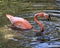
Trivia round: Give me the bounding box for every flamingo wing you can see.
[12,18,32,30]
[6,14,32,30]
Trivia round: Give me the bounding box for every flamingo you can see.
[6,12,49,32]
[6,14,32,30]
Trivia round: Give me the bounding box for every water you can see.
[0,0,60,48]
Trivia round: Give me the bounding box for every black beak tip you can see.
[47,16,51,21]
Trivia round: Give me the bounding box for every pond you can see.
[0,0,60,48]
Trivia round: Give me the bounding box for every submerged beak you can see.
[47,15,51,21]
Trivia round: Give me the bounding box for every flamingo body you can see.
[6,14,32,30]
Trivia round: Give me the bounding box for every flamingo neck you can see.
[34,15,44,32]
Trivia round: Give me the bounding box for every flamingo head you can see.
[44,13,51,21]
[35,12,44,18]
[37,12,50,20]
[35,12,50,21]
[6,14,13,19]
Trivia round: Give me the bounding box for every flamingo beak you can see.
[47,15,51,21]
[45,14,51,21]
[43,13,51,21]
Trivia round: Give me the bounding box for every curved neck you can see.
[34,15,44,32]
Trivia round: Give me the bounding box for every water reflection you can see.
[11,12,60,48]
[0,11,60,48]
[30,41,60,48]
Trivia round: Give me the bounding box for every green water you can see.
[0,0,60,48]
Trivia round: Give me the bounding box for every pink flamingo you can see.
[6,14,32,30]
[6,12,49,32]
